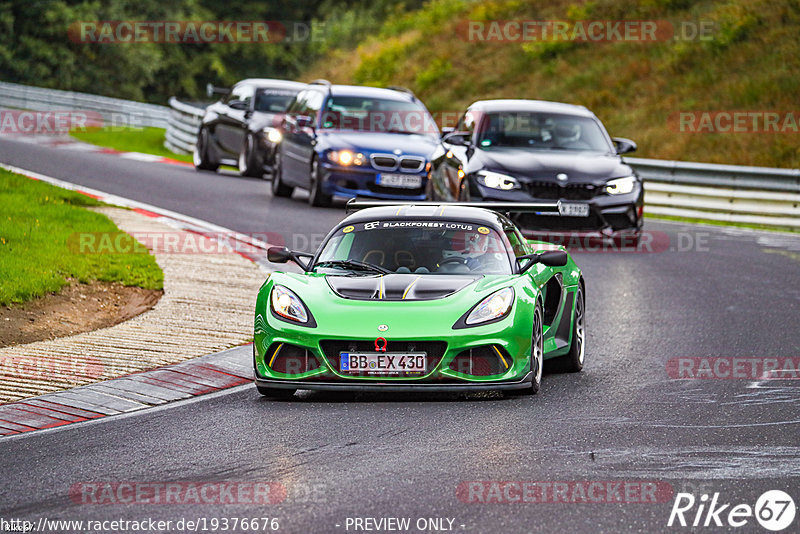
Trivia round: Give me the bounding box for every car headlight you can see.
[262,127,282,143]
[270,285,308,324]
[465,287,514,326]
[605,176,637,195]
[477,170,520,190]
[328,150,365,166]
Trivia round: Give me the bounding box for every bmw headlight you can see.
[328,150,365,166]
[270,285,308,324]
[262,127,282,143]
[477,170,520,190]
[605,176,637,195]
[465,287,514,326]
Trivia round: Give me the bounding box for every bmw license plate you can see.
[376,173,422,189]
[340,352,426,373]
[559,202,590,217]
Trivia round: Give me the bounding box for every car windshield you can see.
[320,96,438,135]
[314,221,512,275]
[476,112,612,152]
[254,89,298,112]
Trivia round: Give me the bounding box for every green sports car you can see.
[253,200,585,398]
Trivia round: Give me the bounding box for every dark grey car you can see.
[194,78,306,177]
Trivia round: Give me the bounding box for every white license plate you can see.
[559,202,590,217]
[376,173,422,189]
[340,352,426,373]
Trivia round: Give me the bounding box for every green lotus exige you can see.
[253,200,585,398]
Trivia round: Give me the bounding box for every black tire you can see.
[549,282,585,373]
[308,156,332,207]
[506,301,544,396]
[271,152,294,197]
[256,385,296,399]
[193,128,219,171]
[238,133,263,177]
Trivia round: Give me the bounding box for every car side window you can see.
[456,111,476,133]
[287,90,309,115]
[504,229,528,257]
[318,233,353,262]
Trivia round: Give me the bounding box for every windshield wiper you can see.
[314,260,391,274]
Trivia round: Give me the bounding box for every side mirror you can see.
[267,246,314,271]
[612,137,637,154]
[538,250,568,266]
[267,246,291,263]
[295,115,313,128]
[441,126,455,138]
[443,131,472,147]
[517,250,568,273]
[229,100,248,111]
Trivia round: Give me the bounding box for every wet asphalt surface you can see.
[1,137,799,533]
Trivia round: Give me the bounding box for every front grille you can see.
[370,154,398,170]
[525,181,599,201]
[514,212,604,232]
[398,156,424,172]
[320,340,447,377]
[367,182,425,196]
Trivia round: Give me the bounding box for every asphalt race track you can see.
[1,136,800,533]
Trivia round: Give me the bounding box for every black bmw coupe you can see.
[429,99,643,242]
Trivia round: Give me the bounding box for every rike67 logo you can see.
[668,490,796,531]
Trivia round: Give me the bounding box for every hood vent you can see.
[326,274,478,301]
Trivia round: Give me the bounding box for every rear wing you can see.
[345,199,563,215]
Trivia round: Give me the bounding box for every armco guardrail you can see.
[164,97,205,155]
[0,81,169,129]
[627,157,800,228]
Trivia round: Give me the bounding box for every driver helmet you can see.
[446,231,492,257]
[554,122,581,144]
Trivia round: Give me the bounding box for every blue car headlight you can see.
[328,150,366,166]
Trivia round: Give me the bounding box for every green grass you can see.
[0,169,163,306]
[303,0,800,168]
[646,214,800,233]
[70,126,193,163]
